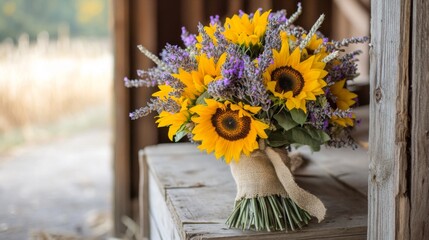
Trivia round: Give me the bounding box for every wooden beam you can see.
[139,150,150,239]
[248,0,272,12]
[369,0,411,239]
[129,0,159,202]
[227,0,243,16]
[181,0,203,32]
[410,0,429,239]
[113,0,131,236]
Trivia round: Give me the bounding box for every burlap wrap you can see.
[230,144,327,222]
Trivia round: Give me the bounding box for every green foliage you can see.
[284,126,330,151]
[267,131,290,148]
[174,124,188,142]
[0,0,110,41]
[274,111,298,131]
[289,109,307,125]
[270,109,330,151]
[196,91,210,105]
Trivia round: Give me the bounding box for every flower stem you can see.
[226,195,312,231]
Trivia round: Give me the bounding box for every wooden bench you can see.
[139,141,368,239]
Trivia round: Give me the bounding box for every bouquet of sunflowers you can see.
[127,4,367,232]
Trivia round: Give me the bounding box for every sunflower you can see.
[196,23,218,50]
[152,84,174,99]
[263,32,328,113]
[152,84,191,140]
[301,34,328,61]
[172,53,226,100]
[156,97,191,141]
[191,99,269,163]
[329,79,358,127]
[223,10,270,47]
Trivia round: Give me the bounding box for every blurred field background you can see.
[0,0,112,152]
[0,0,114,239]
[0,36,113,151]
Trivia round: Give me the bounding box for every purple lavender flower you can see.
[222,51,245,80]
[181,27,197,47]
[323,120,329,130]
[210,15,220,26]
[160,44,195,72]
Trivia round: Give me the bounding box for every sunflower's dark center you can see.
[211,108,251,141]
[271,66,304,97]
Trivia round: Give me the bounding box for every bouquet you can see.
[126,4,368,232]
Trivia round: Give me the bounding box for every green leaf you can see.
[285,128,322,151]
[304,125,331,143]
[274,111,298,131]
[318,131,331,142]
[174,130,188,142]
[196,91,210,105]
[174,124,188,142]
[267,131,290,147]
[290,109,307,125]
[284,125,331,151]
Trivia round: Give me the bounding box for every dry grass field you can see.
[0,35,113,151]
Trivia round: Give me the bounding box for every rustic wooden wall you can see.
[369,0,429,239]
[410,1,429,238]
[113,0,369,236]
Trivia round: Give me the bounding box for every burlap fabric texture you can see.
[230,143,327,222]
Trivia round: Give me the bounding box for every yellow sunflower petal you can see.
[191,100,267,163]
[263,31,328,112]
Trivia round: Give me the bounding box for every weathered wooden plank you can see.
[144,143,201,156]
[410,0,429,239]
[369,0,411,239]
[149,173,181,240]
[113,0,131,235]
[139,150,149,239]
[305,147,369,197]
[143,143,367,239]
[149,213,162,240]
[144,143,233,192]
[147,154,230,189]
[182,223,366,240]
[166,173,367,239]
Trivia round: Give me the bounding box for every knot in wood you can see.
[375,87,383,103]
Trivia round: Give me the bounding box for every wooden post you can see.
[369,0,411,239]
[410,0,429,239]
[113,0,158,236]
[113,0,131,235]
[369,0,428,239]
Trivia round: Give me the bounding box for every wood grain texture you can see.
[149,173,181,240]
[149,213,162,240]
[142,143,368,239]
[139,150,149,239]
[113,0,159,235]
[113,0,131,235]
[410,0,429,238]
[181,0,203,33]
[302,146,369,197]
[129,0,159,199]
[369,0,411,239]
